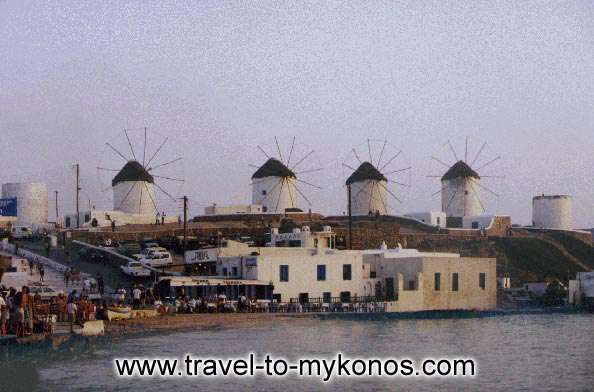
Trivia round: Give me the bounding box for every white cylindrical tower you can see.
[2,182,49,226]
[346,162,388,216]
[441,161,482,218]
[112,161,155,215]
[532,195,573,230]
[251,158,298,213]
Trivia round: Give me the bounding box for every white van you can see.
[11,226,33,240]
[139,250,173,268]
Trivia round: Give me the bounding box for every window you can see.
[279,265,289,282]
[232,267,238,276]
[343,264,352,281]
[222,267,228,276]
[436,217,441,225]
[65,217,71,227]
[434,273,441,291]
[262,206,268,212]
[262,190,267,195]
[452,273,459,292]
[370,271,377,279]
[408,280,416,290]
[472,222,479,229]
[317,265,326,281]
[84,214,90,223]
[323,292,332,303]
[479,273,486,290]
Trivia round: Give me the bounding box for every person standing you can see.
[0,292,9,336]
[39,265,45,282]
[20,286,33,336]
[132,286,141,309]
[64,268,70,286]
[97,275,104,296]
[67,299,77,333]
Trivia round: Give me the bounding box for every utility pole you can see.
[182,195,188,253]
[74,164,80,228]
[347,184,353,250]
[54,190,59,228]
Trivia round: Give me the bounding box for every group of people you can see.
[172,295,266,314]
[0,285,49,337]
[25,258,45,282]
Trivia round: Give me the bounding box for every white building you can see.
[251,158,298,213]
[462,215,494,230]
[441,161,482,218]
[62,209,177,229]
[346,161,388,216]
[204,204,264,216]
[1,182,48,227]
[568,271,594,307]
[532,195,573,230]
[405,211,447,228]
[213,227,497,312]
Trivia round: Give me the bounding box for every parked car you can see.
[139,250,174,268]
[28,285,60,300]
[120,261,151,277]
[11,226,33,240]
[132,246,167,260]
[117,241,142,257]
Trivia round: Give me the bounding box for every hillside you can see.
[415,233,593,285]
[492,237,586,283]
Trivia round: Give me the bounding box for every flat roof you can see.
[160,276,271,286]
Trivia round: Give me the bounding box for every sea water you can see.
[2,313,593,391]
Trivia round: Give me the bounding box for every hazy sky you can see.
[1,1,593,226]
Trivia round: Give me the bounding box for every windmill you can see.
[429,137,502,218]
[250,137,321,214]
[342,139,412,216]
[97,128,184,217]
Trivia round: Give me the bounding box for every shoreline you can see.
[104,312,320,337]
[1,306,589,347]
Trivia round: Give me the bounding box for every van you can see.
[139,250,174,268]
[11,226,33,240]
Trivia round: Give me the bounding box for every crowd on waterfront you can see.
[0,284,107,336]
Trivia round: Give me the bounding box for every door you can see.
[385,277,395,301]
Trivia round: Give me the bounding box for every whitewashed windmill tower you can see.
[250,137,321,214]
[440,161,482,218]
[346,162,389,216]
[431,138,501,220]
[251,158,298,213]
[343,139,412,216]
[112,161,156,215]
[98,129,184,217]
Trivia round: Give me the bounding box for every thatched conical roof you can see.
[252,158,296,179]
[112,161,154,186]
[346,161,387,185]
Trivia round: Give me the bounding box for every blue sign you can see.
[0,198,17,217]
